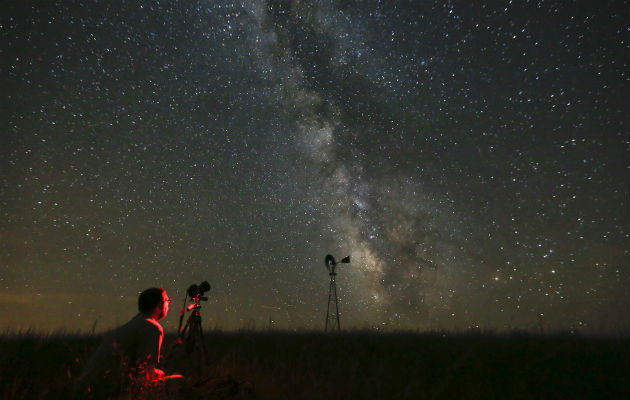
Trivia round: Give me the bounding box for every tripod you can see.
[175,296,209,376]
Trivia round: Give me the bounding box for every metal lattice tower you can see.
[325,270,340,331]
[324,254,349,332]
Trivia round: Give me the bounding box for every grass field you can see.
[0,330,627,399]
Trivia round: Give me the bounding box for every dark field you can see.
[0,331,627,399]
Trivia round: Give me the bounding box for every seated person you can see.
[74,287,181,398]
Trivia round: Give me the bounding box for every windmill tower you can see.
[324,254,350,331]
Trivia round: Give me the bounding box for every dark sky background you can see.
[1,0,628,334]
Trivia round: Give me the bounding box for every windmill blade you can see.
[325,254,336,272]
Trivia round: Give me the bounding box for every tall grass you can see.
[0,330,627,399]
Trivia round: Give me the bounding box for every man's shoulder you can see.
[136,314,164,334]
[144,316,164,334]
[118,314,163,336]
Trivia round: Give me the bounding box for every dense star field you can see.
[1,1,628,334]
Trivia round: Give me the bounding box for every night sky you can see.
[2,0,628,334]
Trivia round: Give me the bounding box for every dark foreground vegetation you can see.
[0,330,627,399]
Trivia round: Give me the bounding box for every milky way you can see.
[2,1,628,334]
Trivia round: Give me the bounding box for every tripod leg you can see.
[186,319,206,380]
[179,314,192,342]
[186,321,197,355]
[196,318,209,363]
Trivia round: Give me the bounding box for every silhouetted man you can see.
[74,287,179,398]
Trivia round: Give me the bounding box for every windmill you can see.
[324,254,350,331]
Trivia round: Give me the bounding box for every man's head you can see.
[138,287,170,320]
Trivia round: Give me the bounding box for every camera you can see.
[187,281,211,301]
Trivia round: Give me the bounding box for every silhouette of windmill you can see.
[324,254,350,331]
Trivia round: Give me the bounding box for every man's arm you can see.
[136,319,164,373]
[136,320,184,383]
